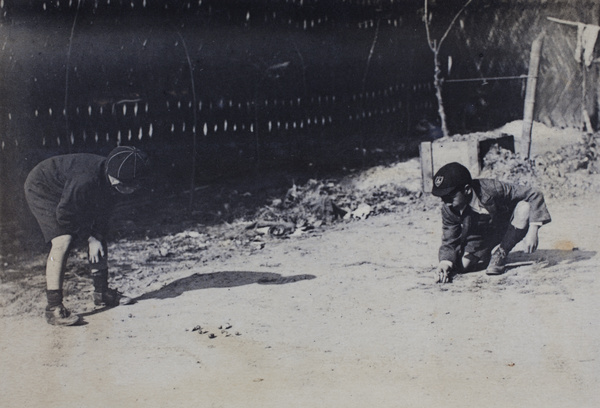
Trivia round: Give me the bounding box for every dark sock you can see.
[500,225,528,253]
[46,289,63,310]
[92,269,109,293]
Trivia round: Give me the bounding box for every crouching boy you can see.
[431,162,551,283]
[24,146,150,325]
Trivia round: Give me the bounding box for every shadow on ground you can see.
[135,271,316,301]
[445,248,597,283]
[507,248,596,269]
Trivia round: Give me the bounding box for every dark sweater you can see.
[438,178,552,265]
[24,153,116,242]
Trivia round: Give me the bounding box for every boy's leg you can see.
[90,241,133,306]
[486,201,530,275]
[460,211,494,273]
[89,240,109,295]
[46,234,72,290]
[45,235,80,326]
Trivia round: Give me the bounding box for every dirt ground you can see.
[1,122,600,408]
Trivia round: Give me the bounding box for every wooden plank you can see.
[419,141,433,193]
[431,139,480,180]
[421,135,521,193]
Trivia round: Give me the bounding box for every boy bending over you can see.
[431,162,551,284]
[24,146,150,325]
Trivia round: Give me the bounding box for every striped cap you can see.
[106,146,150,181]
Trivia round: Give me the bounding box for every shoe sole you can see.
[94,291,134,307]
[46,315,81,326]
[93,297,134,307]
[485,268,505,276]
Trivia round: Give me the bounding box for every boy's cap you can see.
[431,162,472,197]
[106,146,150,181]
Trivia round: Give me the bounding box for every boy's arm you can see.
[90,200,113,242]
[88,236,105,263]
[522,223,540,253]
[436,260,453,283]
[56,178,108,240]
[438,205,462,265]
[55,178,90,236]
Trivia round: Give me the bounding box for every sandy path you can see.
[1,196,599,408]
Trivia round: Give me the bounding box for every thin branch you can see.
[177,31,200,213]
[446,74,530,83]
[65,0,83,151]
[424,0,435,52]
[438,0,474,48]
[362,18,381,93]
[292,42,307,96]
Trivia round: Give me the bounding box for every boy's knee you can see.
[50,235,73,253]
[460,254,473,271]
[511,201,530,229]
[461,252,490,273]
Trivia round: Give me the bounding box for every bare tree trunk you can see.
[432,44,449,138]
[424,0,473,138]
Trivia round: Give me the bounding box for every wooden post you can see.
[582,63,594,133]
[521,33,544,159]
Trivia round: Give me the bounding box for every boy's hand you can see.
[522,225,540,253]
[435,262,452,284]
[88,236,105,263]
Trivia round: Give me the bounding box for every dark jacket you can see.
[439,179,551,265]
[24,153,116,242]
